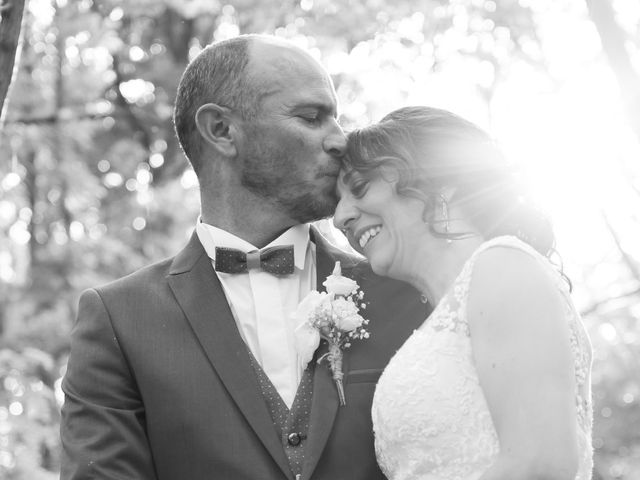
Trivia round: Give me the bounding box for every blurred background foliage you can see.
[0,0,639,478]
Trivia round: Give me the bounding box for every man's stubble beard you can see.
[240,150,337,224]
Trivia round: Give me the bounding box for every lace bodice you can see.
[371,236,593,480]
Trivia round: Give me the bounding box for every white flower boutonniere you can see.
[293,261,369,406]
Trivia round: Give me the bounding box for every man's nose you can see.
[323,119,347,158]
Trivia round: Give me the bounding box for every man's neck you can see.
[203,220,296,248]
[199,173,307,248]
[200,206,300,249]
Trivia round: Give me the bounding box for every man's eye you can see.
[300,114,320,124]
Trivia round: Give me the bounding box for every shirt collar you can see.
[196,220,310,271]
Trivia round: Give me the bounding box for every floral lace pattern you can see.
[372,236,593,480]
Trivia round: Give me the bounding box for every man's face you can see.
[236,43,347,224]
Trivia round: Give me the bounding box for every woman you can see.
[333,106,592,480]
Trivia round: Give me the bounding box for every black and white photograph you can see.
[0,0,639,479]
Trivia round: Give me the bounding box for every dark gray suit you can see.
[60,228,428,479]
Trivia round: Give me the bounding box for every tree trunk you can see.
[0,0,27,128]
[586,0,640,143]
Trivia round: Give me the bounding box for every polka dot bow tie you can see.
[214,245,295,275]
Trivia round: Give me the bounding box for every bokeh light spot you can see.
[132,217,146,231]
[8,402,23,416]
[104,172,123,188]
[98,159,110,172]
[2,173,21,191]
[149,153,164,168]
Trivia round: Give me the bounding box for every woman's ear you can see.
[379,165,400,186]
[422,187,457,225]
[195,103,238,157]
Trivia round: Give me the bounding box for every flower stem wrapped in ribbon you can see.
[293,261,369,406]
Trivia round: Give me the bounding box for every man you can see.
[60,34,427,480]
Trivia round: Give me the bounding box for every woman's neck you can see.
[409,233,483,306]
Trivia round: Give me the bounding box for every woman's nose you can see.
[333,195,358,232]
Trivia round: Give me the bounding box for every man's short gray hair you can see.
[173,35,263,173]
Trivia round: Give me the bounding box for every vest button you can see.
[287,432,302,446]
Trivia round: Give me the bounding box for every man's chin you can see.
[287,196,337,224]
[315,195,339,220]
[293,208,334,224]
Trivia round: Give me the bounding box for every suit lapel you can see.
[303,228,361,479]
[167,233,293,480]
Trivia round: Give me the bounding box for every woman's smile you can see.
[356,225,383,249]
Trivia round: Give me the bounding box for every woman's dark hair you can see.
[343,106,561,265]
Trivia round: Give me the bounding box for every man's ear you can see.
[195,103,238,157]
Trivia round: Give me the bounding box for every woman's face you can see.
[333,168,427,279]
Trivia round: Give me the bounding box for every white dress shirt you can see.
[196,221,316,408]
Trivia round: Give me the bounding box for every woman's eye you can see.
[350,180,369,198]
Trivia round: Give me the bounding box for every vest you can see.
[247,350,315,479]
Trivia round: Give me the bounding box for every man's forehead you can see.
[248,41,337,109]
[250,38,312,60]
[249,41,324,77]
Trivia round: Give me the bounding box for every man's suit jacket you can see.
[60,228,428,480]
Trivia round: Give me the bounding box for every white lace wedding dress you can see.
[371,236,593,480]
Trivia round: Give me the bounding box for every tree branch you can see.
[580,287,640,317]
[111,54,152,150]
[601,210,640,282]
[4,111,132,125]
[0,0,27,128]
[586,0,640,143]
[577,211,640,318]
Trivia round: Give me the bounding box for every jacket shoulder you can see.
[95,257,174,295]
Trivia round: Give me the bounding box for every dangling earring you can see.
[439,194,453,244]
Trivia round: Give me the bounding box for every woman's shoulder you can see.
[467,235,561,288]
[472,235,547,260]
[465,235,569,330]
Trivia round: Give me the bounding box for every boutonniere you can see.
[293,261,370,406]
